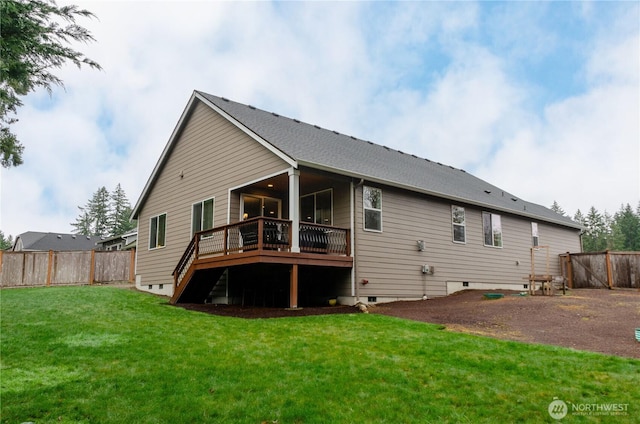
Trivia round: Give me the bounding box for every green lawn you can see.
[1,286,638,423]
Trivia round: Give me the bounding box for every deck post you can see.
[289,264,299,308]
[288,168,300,253]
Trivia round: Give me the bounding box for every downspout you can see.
[353,178,364,303]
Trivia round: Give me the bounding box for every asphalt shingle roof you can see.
[197,92,579,229]
[13,232,103,251]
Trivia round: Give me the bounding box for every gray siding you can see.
[354,184,581,299]
[136,101,290,293]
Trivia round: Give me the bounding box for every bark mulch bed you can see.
[178,288,640,359]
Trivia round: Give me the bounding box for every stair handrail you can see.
[172,236,196,286]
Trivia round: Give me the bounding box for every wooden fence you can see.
[560,251,640,289]
[0,250,135,288]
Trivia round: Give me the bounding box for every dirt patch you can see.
[372,289,640,359]
[177,288,640,359]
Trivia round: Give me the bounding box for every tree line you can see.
[0,184,136,250]
[551,201,640,252]
[70,184,137,238]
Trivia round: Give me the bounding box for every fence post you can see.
[566,252,574,289]
[605,250,613,289]
[46,250,54,286]
[129,249,136,282]
[89,250,96,285]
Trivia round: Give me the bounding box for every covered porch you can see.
[171,167,354,306]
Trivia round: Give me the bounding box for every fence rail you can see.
[560,251,640,289]
[0,250,135,288]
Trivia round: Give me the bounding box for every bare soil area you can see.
[178,288,640,359]
[372,289,640,359]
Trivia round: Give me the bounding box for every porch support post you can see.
[290,264,299,309]
[288,168,300,253]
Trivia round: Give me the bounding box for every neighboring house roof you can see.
[133,91,580,229]
[12,232,103,252]
[95,231,138,250]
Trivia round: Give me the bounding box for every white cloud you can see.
[476,11,640,216]
[1,1,638,238]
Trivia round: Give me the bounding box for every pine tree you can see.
[109,184,136,236]
[1,0,101,167]
[550,200,566,216]
[72,186,110,236]
[71,207,93,235]
[0,231,13,250]
[573,209,586,226]
[583,207,608,252]
[611,203,640,251]
[72,184,136,237]
[90,186,110,236]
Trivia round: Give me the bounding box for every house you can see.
[131,91,582,307]
[11,232,103,252]
[95,231,138,251]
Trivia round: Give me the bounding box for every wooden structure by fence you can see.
[0,250,135,288]
[560,251,640,289]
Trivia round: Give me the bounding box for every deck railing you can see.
[172,217,350,290]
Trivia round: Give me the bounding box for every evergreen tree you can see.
[1,0,101,167]
[71,186,110,237]
[109,183,136,236]
[611,203,640,251]
[550,200,566,216]
[71,207,92,235]
[0,231,14,250]
[573,209,586,227]
[90,186,111,236]
[72,184,136,237]
[583,206,608,252]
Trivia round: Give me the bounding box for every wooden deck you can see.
[170,217,352,305]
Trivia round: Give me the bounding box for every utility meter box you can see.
[422,264,434,275]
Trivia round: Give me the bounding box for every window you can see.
[301,189,333,225]
[452,205,466,243]
[149,213,166,249]
[363,186,382,232]
[531,222,539,247]
[482,212,502,247]
[241,194,281,219]
[192,198,214,236]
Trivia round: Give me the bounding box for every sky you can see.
[1,0,639,238]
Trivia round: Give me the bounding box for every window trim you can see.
[451,205,466,244]
[482,212,503,248]
[191,197,215,237]
[149,212,167,250]
[300,188,333,225]
[363,186,382,232]
[531,222,539,247]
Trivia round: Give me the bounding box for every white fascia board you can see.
[195,93,297,169]
[131,91,200,219]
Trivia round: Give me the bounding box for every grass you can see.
[1,286,638,423]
